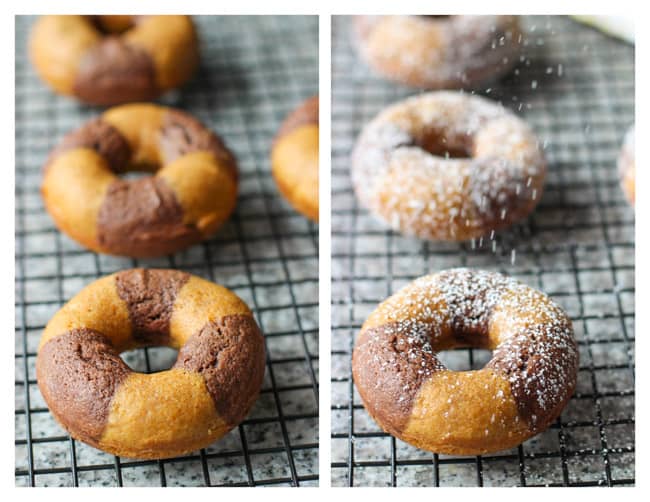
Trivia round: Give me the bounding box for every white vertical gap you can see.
[318,11,332,489]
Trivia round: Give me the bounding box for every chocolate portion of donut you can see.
[36,328,131,443]
[159,110,238,181]
[174,314,266,425]
[487,317,578,432]
[115,269,190,346]
[86,15,142,34]
[74,37,157,106]
[436,269,578,431]
[96,177,202,258]
[353,322,445,434]
[436,268,506,345]
[45,118,131,174]
[274,96,319,144]
[466,156,539,228]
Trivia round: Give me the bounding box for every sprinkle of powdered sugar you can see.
[351,92,546,241]
[355,16,522,88]
[361,268,577,430]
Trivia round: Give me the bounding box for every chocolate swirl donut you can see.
[29,15,199,105]
[41,103,238,258]
[353,268,578,455]
[36,269,266,460]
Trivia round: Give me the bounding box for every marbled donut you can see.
[41,103,238,258]
[351,91,546,241]
[353,16,522,89]
[271,96,319,221]
[36,269,266,460]
[353,268,578,455]
[618,125,635,205]
[29,15,199,105]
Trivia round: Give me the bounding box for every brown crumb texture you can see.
[74,37,157,106]
[45,118,132,174]
[115,269,190,346]
[174,314,266,426]
[488,289,578,432]
[353,322,444,435]
[96,176,201,257]
[159,109,238,182]
[36,328,131,445]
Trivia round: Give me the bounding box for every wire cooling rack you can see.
[15,15,318,487]
[331,15,634,487]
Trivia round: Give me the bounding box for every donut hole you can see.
[90,15,136,35]
[121,169,157,180]
[120,346,179,373]
[116,157,163,179]
[414,128,473,159]
[437,348,493,371]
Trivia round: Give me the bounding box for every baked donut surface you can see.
[271,96,319,221]
[36,268,266,460]
[29,15,199,105]
[353,268,578,455]
[41,103,238,258]
[618,125,635,205]
[351,91,546,241]
[353,16,522,89]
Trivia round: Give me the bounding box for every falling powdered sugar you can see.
[354,16,523,89]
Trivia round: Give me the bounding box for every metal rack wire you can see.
[15,15,319,487]
[331,15,634,487]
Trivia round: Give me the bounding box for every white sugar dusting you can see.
[357,16,522,89]
[351,92,546,240]
[358,269,578,430]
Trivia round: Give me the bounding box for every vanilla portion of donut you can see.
[351,92,546,240]
[360,268,577,431]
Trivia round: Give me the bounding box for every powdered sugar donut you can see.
[351,91,546,241]
[352,268,578,455]
[353,16,522,89]
[618,126,635,205]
